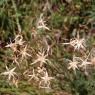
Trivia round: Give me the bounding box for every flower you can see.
[74,38,86,51]
[67,56,80,73]
[79,59,91,70]
[19,45,31,61]
[1,66,17,81]
[79,52,92,71]
[5,40,17,52]
[63,32,86,51]
[31,50,50,66]
[36,14,50,30]
[5,34,25,51]
[37,67,46,74]
[28,69,39,81]
[39,71,53,88]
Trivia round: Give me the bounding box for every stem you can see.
[11,0,21,33]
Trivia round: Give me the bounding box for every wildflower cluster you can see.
[63,32,95,75]
[24,67,53,89]
[1,13,95,92]
[63,32,86,51]
[1,13,54,89]
[0,0,94,94]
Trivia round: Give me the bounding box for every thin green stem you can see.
[11,0,21,33]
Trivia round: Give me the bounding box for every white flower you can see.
[39,71,53,88]
[79,59,91,70]
[1,66,17,81]
[31,50,50,66]
[74,38,86,51]
[63,33,86,51]
[79,52,92,71]
[37,67,46,74]
[5,34,25,51]
[20,45,31,61]
[5,40,17,52]
[28,69,39,81]
[68,56,80,73]
[36,14,50,30]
